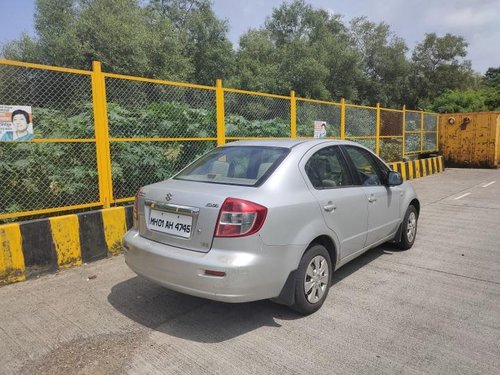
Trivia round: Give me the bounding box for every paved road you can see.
[1,168,499,375]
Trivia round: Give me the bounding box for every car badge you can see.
[165,193,173,202]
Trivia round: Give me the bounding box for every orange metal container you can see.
[438,112,500,168]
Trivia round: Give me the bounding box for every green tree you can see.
[430,89,489,113]
[349,17,410,107]
[148,0,235,84]
[1,33,41,62]
[410,33,474,108]
[430,66,500,112]
[33,0,80,66]
[484,67,500,87]
[74,0,191,79]
[233,0,362,100]
[266,0,324,46]
[231,29,284,93]
[2,0,78,66]
[2,0,210,81]
[483,67,500,109]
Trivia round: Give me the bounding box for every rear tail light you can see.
[215,197,267,237]
[204,270,226,277]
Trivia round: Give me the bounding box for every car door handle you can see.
[368,196,377,203]
[323,203,336,212]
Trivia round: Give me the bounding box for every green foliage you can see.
[431,89,489,113]
[230,29,284,93]
[379,140,403,163]
[148,0,235,84]
[482,67,500,110]
[2,0,232,82]
[345,107,376,137]
[33,106,95,138]
[350,17,410,106]
[411,33,474,108]
[296,102,340,137]
[484,67,500,87]
[106,101,217,198]
[1,0,483,109]
[107,101,216,138]
[232,0,359,101]
[0,101,217,217]
[225,115,289,138]
[0,142,99,215]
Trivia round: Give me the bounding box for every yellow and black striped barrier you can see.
[0,206,132,285]
[389,156,444,181]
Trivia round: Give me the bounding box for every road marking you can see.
[482,181,496,188]
[454,192,471,200]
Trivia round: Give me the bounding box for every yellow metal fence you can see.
[0,59,438,221]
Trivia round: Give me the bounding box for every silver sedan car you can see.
[123,140,419,314]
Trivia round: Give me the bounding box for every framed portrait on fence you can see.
[314,120,327,139]
[0,105,34,142]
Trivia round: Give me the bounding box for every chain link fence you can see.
[0,63,100,220]
[345,105,377,151]
[423,113,438,151]
[296,100,340,138]
[380,109,404,162]
[0,59,439,222]
[224,89,290,139]
[104,76,217,200]
[405,111,422,153]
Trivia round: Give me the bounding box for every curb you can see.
[389,156,444,180]
[0,206,133,285]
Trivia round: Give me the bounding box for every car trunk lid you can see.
[138,179,252,253]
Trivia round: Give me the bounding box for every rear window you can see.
[174,146,290,186]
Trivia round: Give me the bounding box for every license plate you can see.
[147,208,193,238]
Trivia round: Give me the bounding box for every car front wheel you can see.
[292,244,331,314]
[396,205,418,250]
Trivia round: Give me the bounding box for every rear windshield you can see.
[174,146,290,186]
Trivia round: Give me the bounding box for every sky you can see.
[1,0,499,74]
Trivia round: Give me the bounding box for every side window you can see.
[344,146,383,186]
[305,147,352,189]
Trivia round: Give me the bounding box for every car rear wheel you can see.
[292,244,331,314]
[396,205,418,250]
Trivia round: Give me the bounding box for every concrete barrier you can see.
[0,206,132,285]
[389,156,444,181]
[0,156,445,286]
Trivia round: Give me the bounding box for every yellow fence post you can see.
[340,98,346,140]
[216,79,226,146]
[402,105,406,160]
[290,90,297,139]
[375,102,381,155]
[420,110,424,153]
[91,61,113,208]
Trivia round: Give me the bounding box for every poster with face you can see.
[314,120,327,139]
[0,105,34,142]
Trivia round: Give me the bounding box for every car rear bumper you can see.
[123,229,302,303]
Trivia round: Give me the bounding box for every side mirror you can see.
[387,171,403,186]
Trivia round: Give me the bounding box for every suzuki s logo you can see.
[165,193,173,201]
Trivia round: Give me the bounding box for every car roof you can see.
[222,139,360,149]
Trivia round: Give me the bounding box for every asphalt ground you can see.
[1,168,499,375]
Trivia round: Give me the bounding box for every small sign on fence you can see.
[0,105,34,142]
[314,120,327,138]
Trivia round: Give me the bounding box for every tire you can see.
[292,244,332,315]
[396,205,418,250]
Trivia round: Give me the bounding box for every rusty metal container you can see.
[438,111,500,168]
